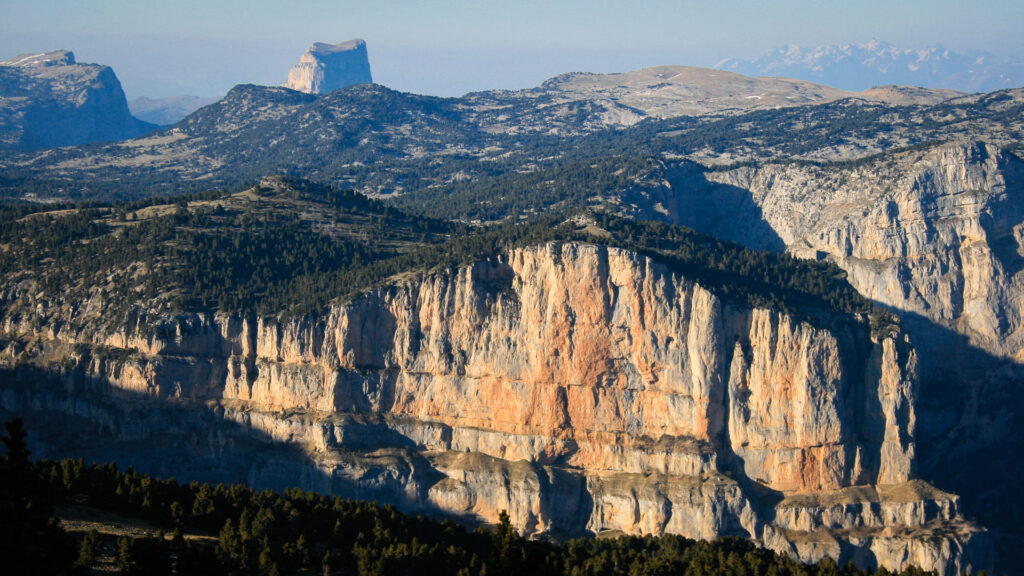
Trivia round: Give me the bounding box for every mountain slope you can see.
[2,81,1020,205]
[0,83,498,200]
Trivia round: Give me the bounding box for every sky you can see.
[2,0,1023,99]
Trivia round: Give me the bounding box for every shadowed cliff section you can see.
[982,150,1024,278]
[895,311,1024,571]
[0,363,473,526]
[0,365,330,491]
[618,160,787,253]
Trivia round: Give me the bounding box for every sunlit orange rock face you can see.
[208,243,914,495]
[1,242,986,575]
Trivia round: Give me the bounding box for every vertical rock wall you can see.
[0,243,989,574]
[284,40,372,94]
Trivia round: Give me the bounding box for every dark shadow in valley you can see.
[981,151,1024,277]
[0,365,333,491]
[884,309,1024,572]
[0,365,458,529]
[534,460,594,539]
[621,161,788,253]
[714,313,786,537]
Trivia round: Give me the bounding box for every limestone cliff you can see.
[618,141,1024,569]
[0,50,154,148]
[624,142,1024,363]
[0,243,989,574]
[284,40,372,94]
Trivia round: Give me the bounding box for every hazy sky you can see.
[2,0,1023,99]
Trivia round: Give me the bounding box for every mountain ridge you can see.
[717,40,1024,92]
[4,66,1011,204]
[128,94,220,125]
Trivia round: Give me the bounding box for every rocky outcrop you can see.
[0,50,154,148]
[284,40,372,94]
[0,243,989,574]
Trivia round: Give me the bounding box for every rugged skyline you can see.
[2,0,1022,98]
[718,40,1024,93]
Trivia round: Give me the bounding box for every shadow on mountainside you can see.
[0,365,333,491]
[0,365,460,523]
[619,161,788,253]
[981,151,1024,277]
[885,310,1024,572]
[0,364,596,539]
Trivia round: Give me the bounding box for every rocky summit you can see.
[0,50,154,149]
[284,39,373,94]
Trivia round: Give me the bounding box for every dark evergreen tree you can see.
[0,418,77,575]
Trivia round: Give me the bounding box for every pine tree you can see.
[0,418,77,575]
[75,529,101,569]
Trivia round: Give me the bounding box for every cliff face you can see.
[620,142,1024,569]
[0,50,154,149]
[284,40,372,94]
[0,243,988,574]
[631,141,1024,364]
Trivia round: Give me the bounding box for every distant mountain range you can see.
[717,40,1024,93]
[128,95,219,125]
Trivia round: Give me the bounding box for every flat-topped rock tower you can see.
[284,39,372,94]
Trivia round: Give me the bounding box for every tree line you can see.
[1,418,962,576]
[0,187,893,331]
